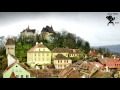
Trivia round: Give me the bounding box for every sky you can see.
[0,12,120,47]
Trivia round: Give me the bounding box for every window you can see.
[15,69,18,72]
[16,66,18,67]
[42,54,44,56]
[19,69,22,72]
[43,49,45,51]
[38,53,40,56]
[26,75,29,78]
[47,54,49,56]
[35,53,36,56]
[39,49,40,51]
[16,75,19,78]
[21,75,23,78]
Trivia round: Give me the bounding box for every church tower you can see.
[5,38,15,56]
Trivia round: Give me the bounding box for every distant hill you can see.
[93,44,120,53]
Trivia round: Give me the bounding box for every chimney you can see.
[114,56,116,59]
[40,42,43,44]
[101,55,104,59]
[36,42,38,45]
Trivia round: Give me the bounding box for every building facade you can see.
[53,54,72,69]
[27,42,51,68]
[5,38,15,56]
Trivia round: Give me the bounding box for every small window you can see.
[16,66,18,67]
[15,70,18,72]
[35,53,36,56]
[42,54,44,56]
[43,49,45,51]
[39,49,40,51]
[19,69,22,72]
[16,75,19,78]
[21,75,23,78]
[26,75,29,78]
[38,53,40,56]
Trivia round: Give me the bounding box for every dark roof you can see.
[52,48,69,53]
[21,26,36,33]
[54,54,69,60]
[41,25,54,33]
[69,49,81,54]
[5,38,15,45]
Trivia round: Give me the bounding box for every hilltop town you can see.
[0,25,120,78]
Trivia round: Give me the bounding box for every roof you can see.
[3,61,29,74]
[97,57,119,65]
[88,50,99,57]
[41,25,54,33]
[10,72,16,78]
[79,61,96,74]
[69,49,81,54]
[27,42,50,53]
[21,26,36,33]
[5,38,15,45]
[52,48,69,53]
[54,54,69,60]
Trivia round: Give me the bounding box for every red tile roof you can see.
[88,50,99,57]
[52,48,69,53]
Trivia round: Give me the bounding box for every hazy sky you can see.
[0,12,120,46]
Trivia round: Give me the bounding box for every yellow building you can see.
[52,48,81,59]
[52,48,69,59]
[69,49,81,57]
[27,42,51,68]
[53,54,72,69]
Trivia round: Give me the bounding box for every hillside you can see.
[93,44,120,53]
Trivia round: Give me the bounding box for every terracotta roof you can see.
[79,61,96,74]
[52,48,69,53]
[88,50,99,57]
[67,70,84,78]
[69,49,81,54]
[54,54,69,60]
[10,72,16,78]
[98,57,118,64]
[5,38,15,45]
[28,43,49,53]
[58,66,73,78]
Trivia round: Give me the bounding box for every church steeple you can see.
[27,25,30,30]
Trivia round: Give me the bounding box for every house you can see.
[5,38,15,56]
[69,49,81,57]
[3,61,31,78]
[27,42,51,68]
[79,61,99,78]
[52,48,69,59]
[105,58,120,69]
[53,54,72,69]
[20,26,36,42]
[88,50,99,58]
[40,25,54,41]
